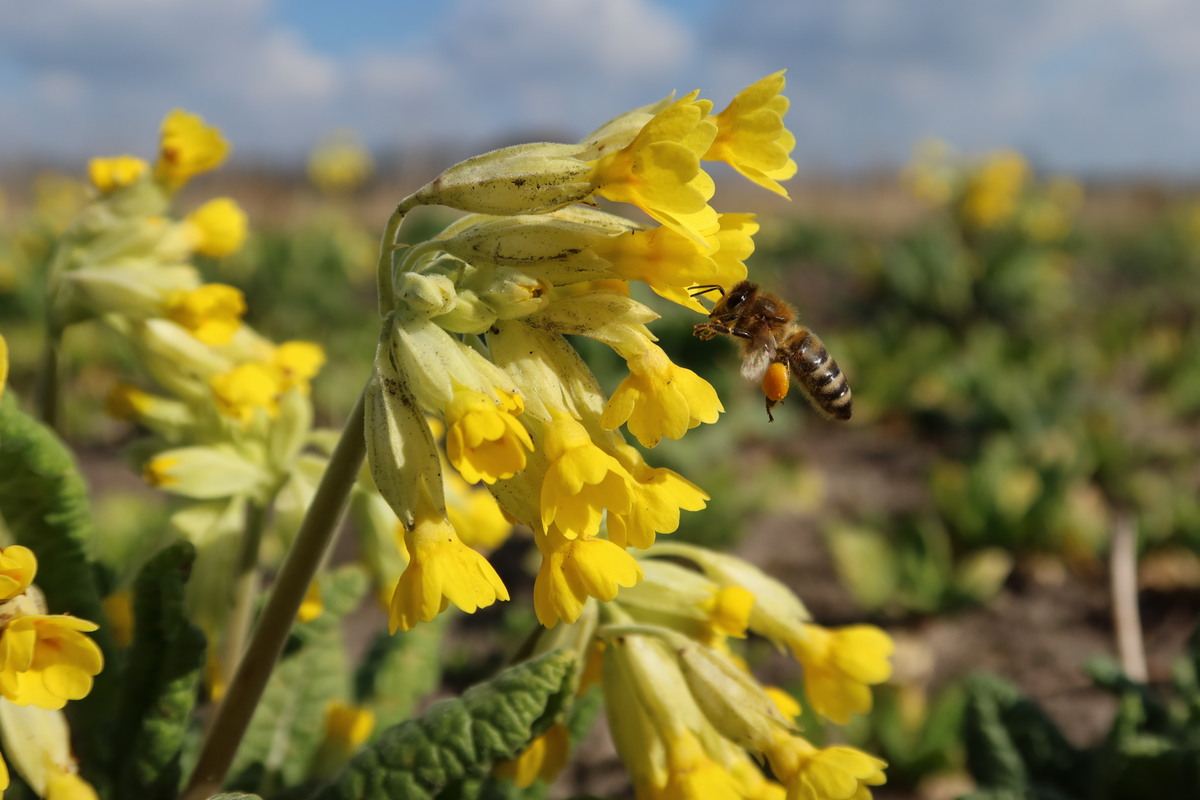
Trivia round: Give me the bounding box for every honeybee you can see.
[692,280,852,422]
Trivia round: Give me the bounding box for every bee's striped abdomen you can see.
[786,328,852,420]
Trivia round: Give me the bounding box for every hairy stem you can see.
[181,388,366,800]
[35,335,60,429]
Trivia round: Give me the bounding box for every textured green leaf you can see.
[113,539,207,800]
[0,391,117,775]
[355,613,448,734]
[228,566,367,792]
[963,674,1088,798]
[319,649,577,800]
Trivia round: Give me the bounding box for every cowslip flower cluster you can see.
[502,543,893,799]
[45,109,247,340]
[41,110,345,696]
[367,72,799,633]
[0,545,102,797]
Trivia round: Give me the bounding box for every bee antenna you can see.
[689,284,726,298]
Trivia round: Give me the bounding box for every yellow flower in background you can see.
[185,197,248,257]
[601,343,722,448]
[960,149,1029,229]
[209,362,281,422]
[789,624,894,724]
[272,341,327,393]
[533,526,642,627]
[493,722,570,788]
[445,472,513,551]
[164,283,246,345]
[101,591,134,648]
[539,409,634,538]
[308,130,374,194]
[704,71,798,197]
[0,615,104,710]
[154,109,229,190]
[444,387,534,484]
[297,582,323,623]
[0,546,36,601]
[87,155,148,194]
[590,92,719,246]
[388,512,509,633]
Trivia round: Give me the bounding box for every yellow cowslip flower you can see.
[307,130,374,194]
[185,197,248,258]
[493,722,570,788]
[87,155,148,194]
[701,586,755,641]
[444,387,534,484]
[649,730,743,800]
[0,616,104,710]
[388,512,509,633]
[309,700,376,777]
[593,223,723,311]
[0,701,98,799]
[273,340,326,393]
[297,582,323,623]
[764,686,802,722]
[142,446,270,499]
[209,362,281,423]
[589,92,719,246]
[0,546,37,601]
[539,409,634,538]
[533,525,642,628]
[154,109,230,190]
[704,71,798,198]
[0,332,7,399]
[789,624,894,725]
[606,443,708,550]
[601,343,722,448]
[445,473,513,551]
[959,149,1029,229]
[164,283,246,345]
[761,731,887,800]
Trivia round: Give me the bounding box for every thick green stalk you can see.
[35,335,60,428]
[181,388,366,800]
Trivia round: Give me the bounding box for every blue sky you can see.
[2,0,1198,176]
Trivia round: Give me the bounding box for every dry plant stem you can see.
[182,388,367,800]
[217,500,270,695]
[1111,513,1147,682]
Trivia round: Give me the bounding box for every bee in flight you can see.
[692,280,852,422]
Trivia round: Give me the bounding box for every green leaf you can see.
[0,391,117,774]
[113,539,207,800]
[228,566,367,793]
[355,614,448,734]
[318,649,577,800]
[206,794,264,800]
[963,674,1089,798]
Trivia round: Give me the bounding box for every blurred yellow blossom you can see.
[155,109,229,189]
[185,197,248,257]
[87,155,148,194]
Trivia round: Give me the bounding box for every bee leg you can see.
[693,322,728,340]
[765,396,777,422]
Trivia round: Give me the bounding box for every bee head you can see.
[722,280,757,310]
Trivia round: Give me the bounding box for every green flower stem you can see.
[376,195,419,317]
[35,334,60,429]
[216,498,271,693]
[182,387,367,800]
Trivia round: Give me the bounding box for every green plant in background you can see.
[955,625,1200,799]
[0,72,897,800]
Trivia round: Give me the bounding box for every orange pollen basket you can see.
[762,361,790,403]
